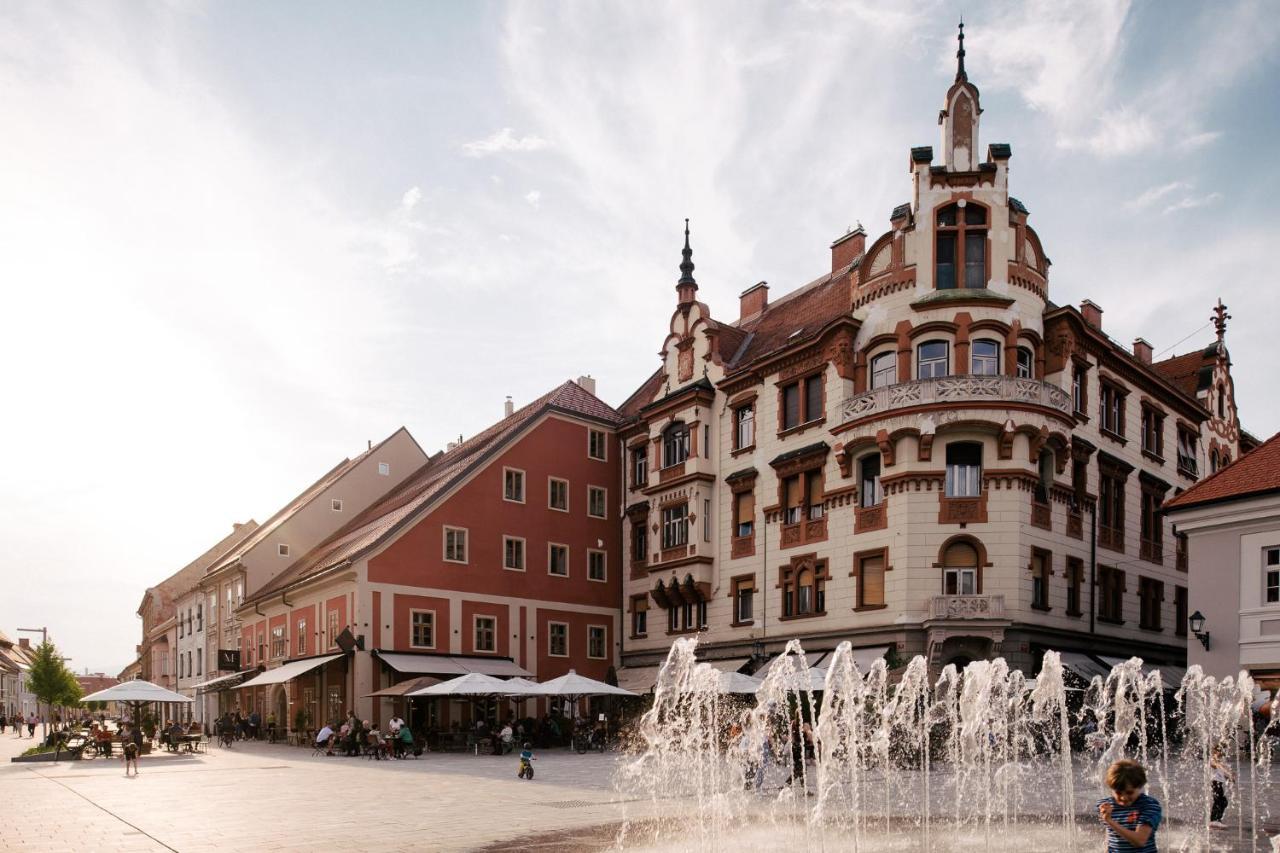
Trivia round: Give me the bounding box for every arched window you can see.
[1016,346,1034,379]
[662,422,689,468]
[945,442,983,497]
[942,540,980,595]
[870,352,897,389]
[936,202,987,290]
[917,340,949,379]
[971,339,1000,375]
[1035,448,1054,503]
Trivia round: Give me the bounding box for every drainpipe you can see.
[759,506,768,662]
[1089,500,1097,636]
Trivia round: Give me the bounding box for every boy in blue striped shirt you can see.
[1097,759,1162,853]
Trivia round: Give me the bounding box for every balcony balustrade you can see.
[929,594,1007,620]
[842,376,1072,424]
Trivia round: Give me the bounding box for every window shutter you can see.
[785,476,802,511]
[861,556,885,606]
[736,490,755,522]
[807,470,824,507]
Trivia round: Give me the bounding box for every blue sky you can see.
[2,0,1277,674]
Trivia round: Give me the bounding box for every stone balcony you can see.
[928,594,1007,620]
[841,376,1072,424]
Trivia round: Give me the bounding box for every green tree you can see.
[26,641,79,740]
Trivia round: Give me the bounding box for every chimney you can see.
[576,375,597,397]
[1080,300,1103,329]
[739,282,769,321]
[504,396,514,417]
[831,225,866,272]
[367,439,372,451]
[1132,338,1153,365]
[18,638,29,649]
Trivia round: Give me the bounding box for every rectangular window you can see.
[548,543,569,576]
[734,490,755,538]
[917,340,949,379]
[587,626,606,659]
[196,648,202,676]
[331,498,343,512]
[278,543,290,557]
[1175,585,1188,636]
[733,577,755,623]
[297,618,307,655]
[630,596,648,637]
[1100,381,1126,437]
[631,447,648,488]
[1099,468,1126,551]
[971,340,1000,375]
[548,477,569,511]
[588,486,607,519]
[1266,547,1280,604]
[503,536,526,571]
[963,232,985,289]
[258,632,266,664]
[1072,365,1088,414]
[859,454,883,508]
[1099,566,1125,624]
[632,521,648,564]
[780,375,823,430]
[588,550,606,582]
[783,469,824,525]
[734,405,755,450]
[1065,557,1084,617]
[1140,485,1164,562]
[857,552,886,609]
[378,461,390,476]
[870,352,896,389]
[662,424,689,468]
[209,593,216,621]
[1177,426,1198,476]
[936,233,956,290]
[271,625,286,659]
[703,498,711,541]
[1141,406,1165,458]
[548,622,568,657]
[588,429,607,461]
[1016,347,1034,379]
[410,611,434,648]
[235,580,243,604]
[327,609,340,649]
[1139,577,1164,630]
[178,615,184,639]
[703,425,710,458]
[945,443,982,497]
[504,468,525,503]
[661,504,689,549]
[474,616,496,653]
[196,604,202,633]
[443,526,468,563]
[1030,548,1051,611]
[781,384,800,430]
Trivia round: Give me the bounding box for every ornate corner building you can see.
[616,26,1256,677]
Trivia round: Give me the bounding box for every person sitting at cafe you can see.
[167,721,184,751]
[394,723,414,759]
[96,722,114,757]
[315,722,336,755]
[365,722,386,759]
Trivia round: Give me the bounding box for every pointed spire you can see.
[1212,298,1231,343]
[955,19,967,82]
[678,218,696,287]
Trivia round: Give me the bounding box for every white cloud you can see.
[1126,181,1189,211]
[1163,192,1223,214]
[1175,130,1223,152]
[461,127,549,157]
[401,185,423,211]
[524,189,542,208]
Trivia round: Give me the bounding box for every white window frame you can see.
[473,615,497,654]
[443,526,469,564]
[409,609,436,649]
[278,543,290,557]
[547,622,569,658]
[870,351,897,389]
[296,618,307,656]
[587,625,607,660]
[632,602,647,637]
[331,498,343,512]
[378,461,390,476]
[271,624,286,659]
[503,535,527,572]
[587,429,607,461]
[734,405,755,450]
[736,584,754,623]
[587,549,607,583]
[503,467,526,504]
[970,339,1001,376]
[548,542,570,577]
[327,609,340,650]
[1265,547,1280,605]
[548,477,570,512]
[587,485,607,519]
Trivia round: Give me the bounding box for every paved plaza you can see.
[0,731,636,852]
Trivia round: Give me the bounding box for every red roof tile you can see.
[727,264,854,370]
[1165,431,1280,511]
[1151,344,1219,399]
[247,381,621,600]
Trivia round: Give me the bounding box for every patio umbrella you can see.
[535,670,638,741]
[81,680,192,704]
[758,666,828,694]
[706,670,763,694]
[407,673,539,698]
[364,677,440,698]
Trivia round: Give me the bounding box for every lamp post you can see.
[1189,610,1211,651]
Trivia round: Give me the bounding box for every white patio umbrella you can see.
[536,669,637,699]
[81,680,192,704]
[758,666,828,694]
[707,670,763,694]
[407,672,538,697]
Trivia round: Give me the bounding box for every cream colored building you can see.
[616,33,1254,682]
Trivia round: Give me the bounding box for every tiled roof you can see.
[725,265,854,370]
[247,381,621,601]
[1165,431,1280,511]
[617,368,665,419]
[1151,344,1218,398]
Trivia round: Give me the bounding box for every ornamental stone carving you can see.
[841,376,1071,424]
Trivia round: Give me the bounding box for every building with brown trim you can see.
[228,378,622,731]
[616,28,1255,684]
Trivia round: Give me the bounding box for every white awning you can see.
[756,650,827,678]
[1097,656,1186,689]
[191,669,260,694]
[1059,652,1111,683]
[615,665,662,693]
[239,654,342,689]
[374,652,532,678]
[704,658,750,674]
[842,645,891,672]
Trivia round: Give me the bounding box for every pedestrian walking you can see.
[27,712,36,738]
[122,724,140,776]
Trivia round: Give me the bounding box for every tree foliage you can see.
[26,640,81,709]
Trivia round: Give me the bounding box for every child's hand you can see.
[1098,802,1113,823]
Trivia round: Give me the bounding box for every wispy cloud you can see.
[461,127,549,157]
[1163,192,1223,214]
[1126,181,1188,211]
[523,189,541,208]
[1175,130,1223,152]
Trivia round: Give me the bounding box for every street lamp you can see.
[1188,610,1211,651]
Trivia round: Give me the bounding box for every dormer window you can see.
[935,202,987,290]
